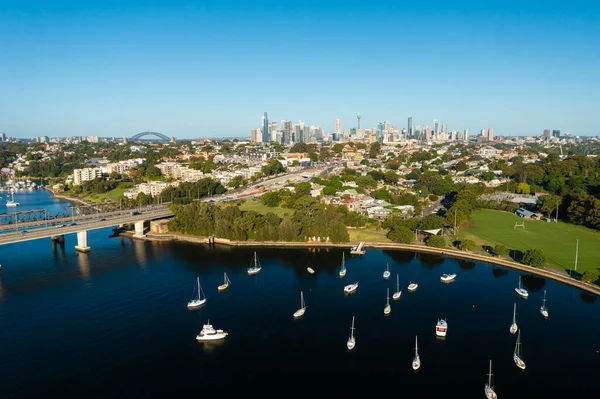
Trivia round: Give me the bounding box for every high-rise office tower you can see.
[408,117,413,138]
[543,129,551,139]
[281,120,292,144]
[335,119,341,134]
[262,112,269,143]
[442,123,448,139]
[480,129,487,137]
[357,113,361,130]
[434,119,439,139]
[552,130,560,138]
[488,128,494,141]
[464,129,469,142]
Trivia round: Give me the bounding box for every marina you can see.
[0,202,597,397]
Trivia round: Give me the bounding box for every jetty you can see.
[350,241,366,255]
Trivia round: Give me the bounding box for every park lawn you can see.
[84,193,110,202]
[348,228,390,243]
[459,209,600,274]
[238,199,293,217]
[107,187,129,201]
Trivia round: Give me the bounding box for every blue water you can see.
[0,192,598,398]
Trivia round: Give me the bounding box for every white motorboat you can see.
[307,267,315,274]
[187,277,207,308]
[217,272,231,292]
[485,359,497,399]
[440,273,457,283]
[435,319,448,337]
[347,316,356,350]
[392,273,401,300]
[513,330,526,370]
[383,263,390,279]
[344,282,359,294]
[510,303,518,334]
[196,321,228,341]
[515,276,528,298]
[293,291,307,318]
[407,282,418,292]
[384,288,391,315]
[339,252,347,277]
[247,251,262,275]
[412,336,421,371]
[540,290,549,318]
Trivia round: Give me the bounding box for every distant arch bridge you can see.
[130,131,172,142]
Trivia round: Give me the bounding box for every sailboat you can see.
[540,290,549,318]
[407,281,418,292]
[347,316,356,350]
[187,277,207,308]
[339,252,347,277]
[412,335,421,371]
[485,360,497,399]
[293,291,307,318]
[6,191,19,207]
[510,303,518,334]
[513,330,526,370]
[247,252,262,275]
[515,276,528,298]
[218,272,231,292]
[392,273,401,300]
[384,288,391,315]
[383,263,390,279]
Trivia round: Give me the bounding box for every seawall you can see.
[134,232,600,296]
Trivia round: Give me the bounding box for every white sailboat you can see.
[513,330,526,370]
[510,303,518,334]
[540,290,549,318]
[347,316,356,350]
[247,251,262,275]
[515,276,528,298]
[412,335,421,371]
[392,273,401,300]
[383,263,390,279]
[339,252,347,277]
[407,281,418,292]
[187,277,207,308]
[293,291,307,318]
[218,272,231,292]
[6,191,19,207]
[307,266,315,274]
[440,273,457,283]
[485,360,498,399]
[196,320,228,341]
[384,288,391,315]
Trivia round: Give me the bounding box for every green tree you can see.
[581,269,600,283]
[260,191,281,207]
[458,239,477,251]
[521,248,547,267]
[425,235,446,248]
[279,214,300,241]
[538,194,562,218]
[455,160,468,171]
[418,214,445,230]
[516,182,530,194]
[492,244,509,257]
[262,158,286,176]
[387,226,414,244]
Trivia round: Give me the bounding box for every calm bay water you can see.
[0,192,598,397]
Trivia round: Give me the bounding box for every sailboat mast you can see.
[513,303,516,323]
[197,277,200,299]
[488,360,493,387]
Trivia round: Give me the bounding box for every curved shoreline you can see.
[43,186,96,207]
[138,232,600,296]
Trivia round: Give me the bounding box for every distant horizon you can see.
[2,1,599,137]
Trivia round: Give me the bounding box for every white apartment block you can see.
[124,181,177,199]
[73,168,103,185]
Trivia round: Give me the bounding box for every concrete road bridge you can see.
[0,203,174,252]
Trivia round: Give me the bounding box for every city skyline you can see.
[1,1,599,138]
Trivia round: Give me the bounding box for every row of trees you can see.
[168,196,352,243]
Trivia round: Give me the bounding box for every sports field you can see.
[238,199,293,217]
[458,209,600,274]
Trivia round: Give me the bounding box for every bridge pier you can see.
[51,235,64,243]
[75,231,91,253]
[133,220,145,239]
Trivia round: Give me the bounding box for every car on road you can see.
[99,218,106,221]
[55,224,64,228]
[19,230,28,235]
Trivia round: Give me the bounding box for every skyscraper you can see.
[488,128,494,141]
[464,129,469,142]
[262,112,269,143]
[408,117,413,138]
[357,113,361,130]
[543,129,551,139]
[433,119,439,139]
[552,130,560,138]
[442,123,448,139]
[335,119,341,134]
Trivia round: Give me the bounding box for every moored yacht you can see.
[515,276,528,298]
[435,319,448,337]
[196,321,228,341]
[407,282,418,292]
[440,273,457,283]
[383,263,390,279]
[344,282,359,294]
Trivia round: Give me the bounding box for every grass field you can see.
[238,199,293,217]
[459,209,600,274]
[107,187,129,201]
[348,227,390,243]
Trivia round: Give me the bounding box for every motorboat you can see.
[440,273,457,283]
[435,319,448,337]
[344,282,359,294]
[307,267,315,274]
[383,263,390,279]
[196,321,228,341]
[515,276,528,298]
[407,282,418,292]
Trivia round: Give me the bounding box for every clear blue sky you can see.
[1,0,599,139]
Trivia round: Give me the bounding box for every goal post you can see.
[514,222,525,230]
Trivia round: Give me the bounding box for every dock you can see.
[350,241,366,255]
